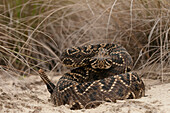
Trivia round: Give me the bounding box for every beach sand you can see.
[0,70,170,113]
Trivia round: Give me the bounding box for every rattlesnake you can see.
[39,43,145,110]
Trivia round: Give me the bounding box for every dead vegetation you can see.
[0,0,169,81]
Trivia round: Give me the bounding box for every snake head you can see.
[90,48,112,69]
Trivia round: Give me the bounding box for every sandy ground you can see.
[0,70,170,113]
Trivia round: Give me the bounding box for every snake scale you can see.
[39,43,145,110]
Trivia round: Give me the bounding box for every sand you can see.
[0,70,170,113]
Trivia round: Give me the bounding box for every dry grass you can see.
[0,0,169,81]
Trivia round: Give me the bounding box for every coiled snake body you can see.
[39,43,145,110]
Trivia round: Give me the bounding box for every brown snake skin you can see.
[39,43,145,110]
